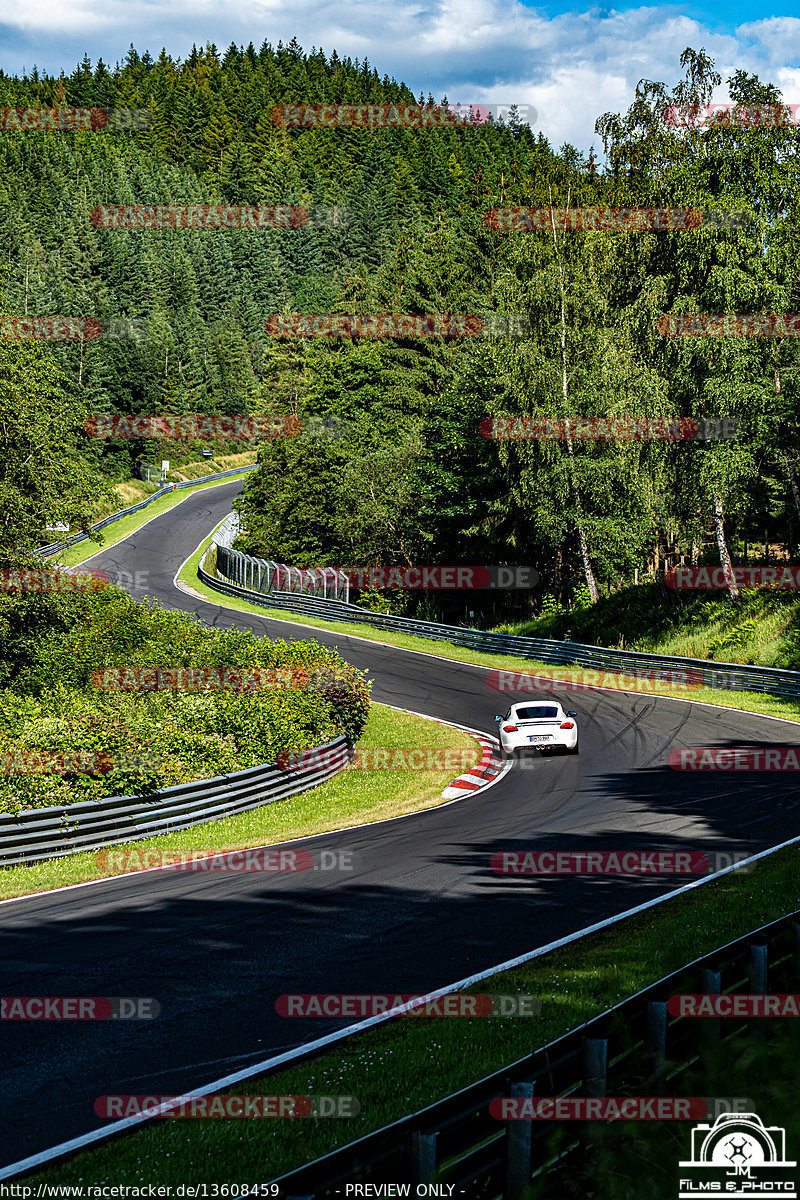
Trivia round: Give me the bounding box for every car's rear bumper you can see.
[500,731,578,753]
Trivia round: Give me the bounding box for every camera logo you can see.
[679,1111,796,1197]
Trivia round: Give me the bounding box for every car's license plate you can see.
[528,735,551,742]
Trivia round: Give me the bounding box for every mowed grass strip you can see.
[0,704,478,901]
[184,534,800,726]
[31,836,800,1184]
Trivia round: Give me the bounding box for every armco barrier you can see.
[267,909,800,1194]
[202,544,800,703]
[37,465,256,558]
[0,735,349,867]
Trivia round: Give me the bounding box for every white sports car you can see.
[495,702,579,758]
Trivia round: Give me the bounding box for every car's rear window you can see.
[515,706,560,720]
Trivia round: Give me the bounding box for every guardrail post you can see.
[505,1081,534,1199]
[749,943,768,992]
[702,968,721,1046]
[410,1130,437,1184]
[584,1038,608,1097]
[749,943,768,1040]
[646,1001,668,1092]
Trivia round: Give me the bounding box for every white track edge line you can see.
[5,829,800,1180]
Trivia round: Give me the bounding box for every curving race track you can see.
[3,479,800,1169]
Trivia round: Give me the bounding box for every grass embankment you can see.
[55,466,255,569]
[184,535,800,726]
[106,452,255,512]
[31,836,800,1185]
[494,582,800,670]
[168,451,257,483]
[0,703,477,901]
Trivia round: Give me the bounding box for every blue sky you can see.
[1,0,799,152]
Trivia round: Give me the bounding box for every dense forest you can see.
[2,40,800,620]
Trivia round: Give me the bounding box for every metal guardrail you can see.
[0,735,350,867]
[37,465,256,558]
[270,909,800,1195]
[201,549,800,703]
[213,512,241,550]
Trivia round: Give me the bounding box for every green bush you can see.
[353,588,409,615]
[0,586,371,813]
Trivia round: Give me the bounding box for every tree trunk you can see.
[713,493,739,597]
[550,189,599,604]
[774,364,800,521]
[785,452,800,522]
[576,521,598,601]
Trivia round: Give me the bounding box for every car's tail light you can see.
[560,721,575,729]
[502,725,518,733]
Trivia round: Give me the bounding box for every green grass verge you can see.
[182,535,800,727]
[31,835,800,1184]
[496,582,800,672]
[53,470,256,569]
[0,704,477,901]
[22,534,800,1184]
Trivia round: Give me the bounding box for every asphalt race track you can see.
[3,479,800,1168]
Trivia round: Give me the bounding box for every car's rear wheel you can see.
[565,740,580,755]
